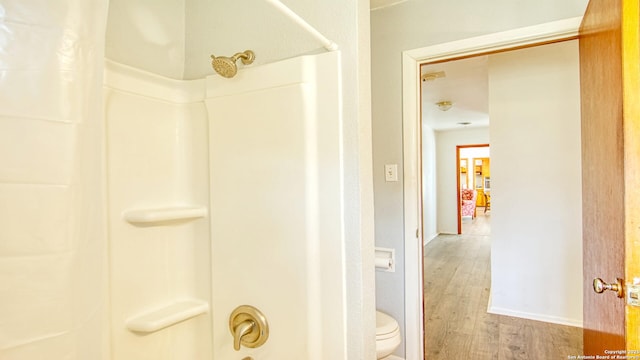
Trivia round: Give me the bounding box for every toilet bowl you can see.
[376,310,401,359]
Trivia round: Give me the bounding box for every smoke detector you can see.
[421,71,446,82]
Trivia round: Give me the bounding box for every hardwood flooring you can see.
[423,209,583,359]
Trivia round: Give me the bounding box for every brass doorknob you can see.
[593,277,624,298]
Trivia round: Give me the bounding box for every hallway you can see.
[423,210,583,359]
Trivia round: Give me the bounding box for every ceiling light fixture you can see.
[436,100,453,111]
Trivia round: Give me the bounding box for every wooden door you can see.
[580,0,640,355]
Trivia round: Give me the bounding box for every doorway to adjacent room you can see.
[456,144,490,234]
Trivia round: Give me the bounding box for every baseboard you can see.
[487,305,583,328]
[423,232,439,246]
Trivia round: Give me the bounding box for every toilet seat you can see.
[376,311,400,340]
[375,310,401,360]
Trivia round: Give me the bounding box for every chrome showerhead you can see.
[210,50,255,78]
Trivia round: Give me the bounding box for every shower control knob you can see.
[229,305,269,351]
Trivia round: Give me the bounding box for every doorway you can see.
[405,20,581,359]
[456,144,490,234]
[421,39,583,358]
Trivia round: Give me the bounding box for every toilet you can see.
[376,310,402,359]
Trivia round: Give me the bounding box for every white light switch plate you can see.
[385,164,398,182]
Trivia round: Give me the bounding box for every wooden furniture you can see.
[459,159,468,189]
[473,158,491,207]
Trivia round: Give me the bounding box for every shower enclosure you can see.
[105,49,347,360]
[1,1,363,359]
[207,51,346,360]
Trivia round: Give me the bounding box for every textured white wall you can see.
[488,40,583,325]
[371,1,588,356]
[436,128,490,234]
[184,0,316,79]
[106,0,186,79]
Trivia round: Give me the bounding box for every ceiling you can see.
[421,56,489,131]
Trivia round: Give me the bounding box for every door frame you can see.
[401,17,583,360]
[456,144,490,234]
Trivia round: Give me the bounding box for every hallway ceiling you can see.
[421,56,489,131]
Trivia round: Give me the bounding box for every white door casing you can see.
[401,17,582,360]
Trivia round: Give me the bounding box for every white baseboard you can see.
[487,305,583,328]
[423,232,439,246]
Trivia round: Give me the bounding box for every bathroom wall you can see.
[0,2,110,359]
[104,61,212,359]
[371,2,588,357]
[106,0,186,79]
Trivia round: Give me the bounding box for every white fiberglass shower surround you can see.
[106,50,346,360]
[1,1,350,359]
[0,1,110,359]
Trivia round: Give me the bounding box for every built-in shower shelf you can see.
[126,300,209,333]
[123,206,207,225]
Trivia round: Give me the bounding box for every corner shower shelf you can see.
[123,206,207,225]
[126,300,209,333]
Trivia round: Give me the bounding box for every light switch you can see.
[385,164,398,182]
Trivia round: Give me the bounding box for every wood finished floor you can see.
[423,209,583,359]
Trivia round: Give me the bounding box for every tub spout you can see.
[233,319,255,351]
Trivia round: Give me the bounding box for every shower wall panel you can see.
[0,1,109,359]
[104,61,212,360]
[206,51,347,359]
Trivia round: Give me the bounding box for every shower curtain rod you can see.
[264,0,339,51]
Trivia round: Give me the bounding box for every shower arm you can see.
[264,0,339,51]
[231,51,255,65]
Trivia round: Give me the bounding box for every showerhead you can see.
[211,56,237,78]
[210,50,255,78]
